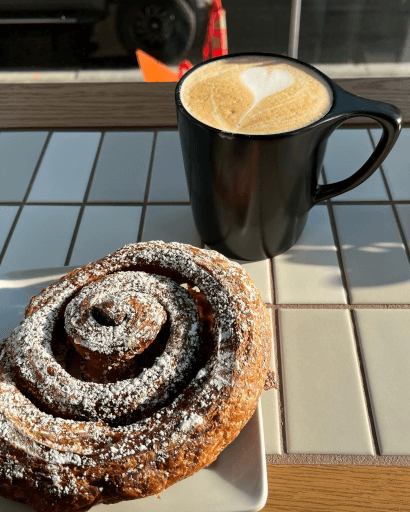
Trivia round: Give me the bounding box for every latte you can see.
[180,55,333,135]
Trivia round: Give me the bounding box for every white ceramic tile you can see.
[142,205,201,246]
[279,309,374,455]
[88,132,154,202]
[333,205,410,303]
[69,206,142,266]
[396,205,410,249]
[318,169,325,186]
[355,309,410,455]
[28,132,101,202]
[370,129,382,146]
[324,129,388,200]
[371,128,410,200]
[273,206,346,304]
[261,310,281,455]
[240,260,273,304]
[0,205,79,273]
[0,132,48,201]
[0,206,18,252]
[148,131,189,202]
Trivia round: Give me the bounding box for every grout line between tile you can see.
[368,128,378,147]
[367,129,410,268]
[0,128,158,134]
[326,202,352,305]
[320,168,352,303]
[329,200,394,205]
[383,202,410,265]
[0,201,192,206]
[322,163,380,455]
[269,257,275,306]
[147,201,191,206]
[348,309,381,456]
[322,163,352,303]
[64,132,106,266]
[21,131,53,204]
[0,131,53,266]
[273,308,287,455]
[269,259,285,454]
[0,206,23,268]
[137,131,158,243]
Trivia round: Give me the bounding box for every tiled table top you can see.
[0,127,410,467]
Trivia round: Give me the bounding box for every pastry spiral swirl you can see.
[0,241,271,512]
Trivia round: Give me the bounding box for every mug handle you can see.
[313,86,402,205]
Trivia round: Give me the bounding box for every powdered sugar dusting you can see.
[0,241,271,512]
[178,413,203,433]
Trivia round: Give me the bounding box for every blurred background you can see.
[0,0,409,81]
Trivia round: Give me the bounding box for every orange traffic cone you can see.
[136,0,227,82]
[136,49,180,82]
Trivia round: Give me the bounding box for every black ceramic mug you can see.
[175,52,402,261]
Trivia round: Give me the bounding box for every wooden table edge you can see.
[264,464,410,511]
[0,77,408,130]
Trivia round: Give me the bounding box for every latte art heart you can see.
[180,55,333,135]
[240,67,295,108]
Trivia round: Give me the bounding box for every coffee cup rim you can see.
[175,51,339,139]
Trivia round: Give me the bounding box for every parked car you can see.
[116,0,209,63]
[0,0,209,65]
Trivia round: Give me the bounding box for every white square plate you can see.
[0,267,268,512]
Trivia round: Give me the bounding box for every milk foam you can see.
[180,55,333,135]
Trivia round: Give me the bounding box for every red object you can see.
[202,0,228,61]
[178,59,194,78]
[136,0,228,82]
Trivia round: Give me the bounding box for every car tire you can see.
[116,0,197,64]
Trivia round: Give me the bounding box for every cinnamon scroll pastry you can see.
[0,241,272,512]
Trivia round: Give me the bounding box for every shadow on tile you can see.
[333,205,410,302]
[277,205,410,303]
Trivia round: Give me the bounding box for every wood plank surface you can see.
[264,465,410,511]
[0,77,408,130]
